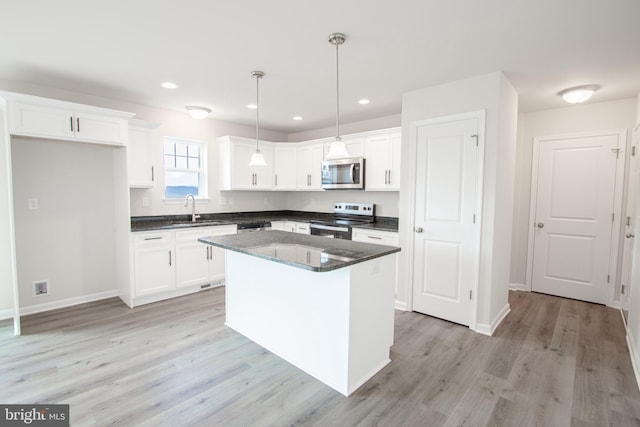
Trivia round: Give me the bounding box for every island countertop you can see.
[199,230,400,272]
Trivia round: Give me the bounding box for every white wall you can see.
[399,71,518,333]
[286,191,399,217]
[510,98,637,297]
[11,137,122,310]
[288,114,401,142]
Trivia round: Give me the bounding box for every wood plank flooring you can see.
[1,289,639,426]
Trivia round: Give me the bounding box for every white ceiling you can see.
[2,0,639,133]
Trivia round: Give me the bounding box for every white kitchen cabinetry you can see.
[352,228,399,246]
[128,120,159,188]
[270,221,286,231]
[130,224,237,306]
[132,231,175,297]
[6,95,131,146]
[295,222,311,234]
[219,136,274,190]
[364,131,401,191]
[175,225,237,289]
[297,143,325,190]
[273,145,298,190]
[325,136,364,159]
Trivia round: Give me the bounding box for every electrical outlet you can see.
[28,198,39,210]
[33,280,49,296]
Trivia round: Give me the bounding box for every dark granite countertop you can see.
[199,230,400,272]
[131,211,398,233]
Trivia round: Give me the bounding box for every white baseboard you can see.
[394,300,407,311]
[0,308,15,321]
[473,303,511,336]
[509,282,526,291]
[17,290,119,317]
[626,331,640,392]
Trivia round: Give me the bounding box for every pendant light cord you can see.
[255,73,260,151]
[335,40,340,141]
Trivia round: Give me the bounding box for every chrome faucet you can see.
[184,194,200,222]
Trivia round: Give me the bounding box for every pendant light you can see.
[249,70,267,166]
[325,32,351,160]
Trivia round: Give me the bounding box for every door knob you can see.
[414,227,424,233]
[537,222,544,228]
[627,233,635,238]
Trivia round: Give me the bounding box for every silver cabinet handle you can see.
[275,174,278,186]
[169,250,172,266]
[387,170,391,185]
[537,222,544,228]
[206,246,209,260]
[151,166,154,182]
[368,235,382,240]
[76,117,80,132]
[70,116,74,132]
[627,233,635,238]
[415,227,424,233]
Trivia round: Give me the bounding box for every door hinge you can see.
[469,290,473,300]
[633,146,636,157]
[622,284,626,294]
[607,274,611,283]
[627,216,631,226]
[611,148,621,159]
[612,213,615,222]
[471,134,478,146]
[473,214,476,224]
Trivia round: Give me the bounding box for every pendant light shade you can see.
[248,70,267,167]
[325,32,351,160]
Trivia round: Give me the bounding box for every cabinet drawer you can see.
[352,229,399,246]
[133,231,174,246]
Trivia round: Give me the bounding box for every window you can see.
[163,137,207,198]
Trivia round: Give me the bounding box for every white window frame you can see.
[162,136,208,200]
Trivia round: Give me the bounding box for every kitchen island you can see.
[199,231,400,396]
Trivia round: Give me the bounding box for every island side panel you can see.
[224,250,352,395]
[346,254,397,394]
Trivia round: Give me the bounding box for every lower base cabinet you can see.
[128,224,237,307]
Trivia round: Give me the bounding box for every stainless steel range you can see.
[310,203,375,240]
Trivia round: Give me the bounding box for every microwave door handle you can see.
[350,163,355,183]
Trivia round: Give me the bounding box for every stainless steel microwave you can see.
[321,157,365,190]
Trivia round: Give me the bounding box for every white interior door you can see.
[530,132,623,304]
[411,115,481,326]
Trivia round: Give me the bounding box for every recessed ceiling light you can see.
[247,104,258,109]
[358,99,370,105]
[558,85,600,104]
[161,81,179,89]
[293,116,303,121]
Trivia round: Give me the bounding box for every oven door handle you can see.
[310,223,350,232]
[350,163,355,183]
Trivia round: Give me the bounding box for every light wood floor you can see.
[2,289,640,426]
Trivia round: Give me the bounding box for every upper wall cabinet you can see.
[219,136,274,190]
[128,119,159,188]
[297,142,325,191]
[273,145,298,190]
[364,130,401,191]
[3,92,134,146]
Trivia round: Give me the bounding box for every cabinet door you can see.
[284,222,296,233]
[294,222,310,234]
[273,146,297,190]
[9,103,75,140]
[388,133,401,189]
[209,246,226,282]
[297,144,325,190]
[176,240,210,288]
[365,135,391,190]
[74,112,127,145]
[231,142,255,189]
[128,124,156,188]
[133,233,175,296]
[253,145,274,189]
[270,221,287,231]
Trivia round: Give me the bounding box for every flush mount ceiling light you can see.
[185,106,211,119]
[161,81,179,89]
[249,71,267,167]
[325,32,351,160]
[293,116,303,121]
[358,99,370,105]
[558,85,600,104]
[247,104,258,110]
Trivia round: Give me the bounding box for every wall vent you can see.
[33,280,49,296]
